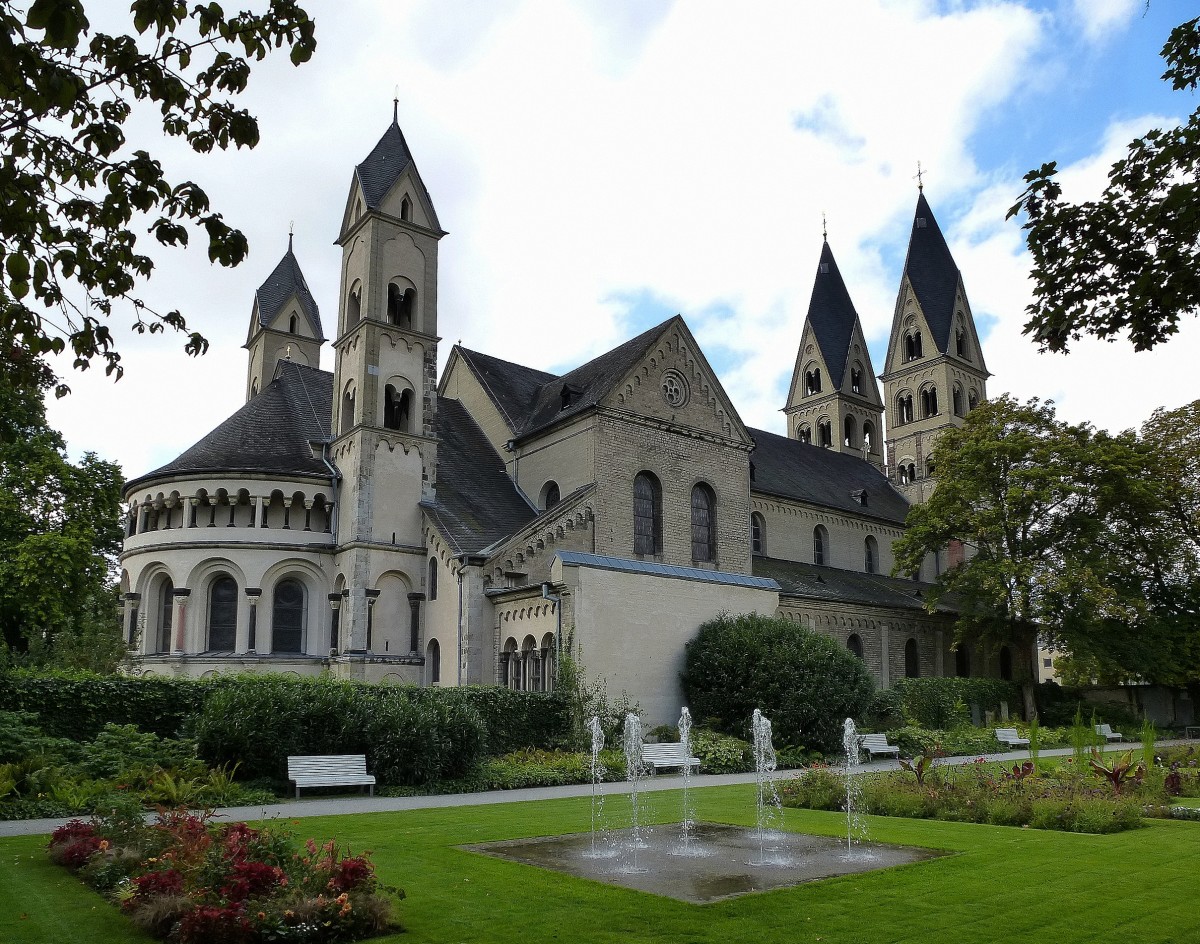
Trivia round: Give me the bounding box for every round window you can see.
[661,370,689,407]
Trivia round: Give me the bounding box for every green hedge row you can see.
[869,677,1024,729]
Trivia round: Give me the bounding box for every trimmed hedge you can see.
[869,677,1024,730]
[681,612,875,753]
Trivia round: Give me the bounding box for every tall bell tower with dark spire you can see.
[880,188,990,503]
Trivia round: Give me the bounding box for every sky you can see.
[42,0,1200,480]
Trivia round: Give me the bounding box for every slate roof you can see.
[749,426,909,525]
[421,397,537,554]
[455,317,676,441]
[753,556,959,614]
[126,362,333,492]
[353,121,441,231]
[555,551,781,590]
[805,241,861,389]
[252,245,323,340]
[903,193,962,354]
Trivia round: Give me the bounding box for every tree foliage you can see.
[0,0,315,393]
[681,612,875,754]
[1009,16,1200,352]
[894,395,1200,691]
[0,316,124,661]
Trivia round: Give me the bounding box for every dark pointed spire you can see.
[351,118,441,231]
[804,240,860,389]
[902,192,961,353]
[254,241,323,340]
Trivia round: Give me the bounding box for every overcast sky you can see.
[44,0,1199,480]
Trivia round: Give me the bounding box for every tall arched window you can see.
[953,383,964,417]
[864,536,878,574]
[805,368,822,395]
[428,558,438,602]
[691,483,716,563]
[157,579,174,653]
[863,421,875,453]
[383,385,412,432]
[921,385,939,417]
[1000,645,1014,681]
[850,365,863,394]
[897,393,914,424]
[905,331,923,361]
[289,313,298,334]
[905,638,920,678]
[347,286,362,324]
[400,195,413,221]
[847,634,864,659]
[272,579,306,653]
[843,415,856,448]
[387,283,416,328]
[813,525,829,566]
[540,632,555,692]
[633,472,663,556]
[208,576,237,651]
[751,512,765,555]
[968,389,979,411]
[955,644,971,678]
[340,385,356,436]
[818,420,832,447]
[798,425,812,444]
[540,481,560,510]
[426,638,440,685]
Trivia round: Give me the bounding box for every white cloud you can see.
[43,0,1188,484]
[1070,0,1143,45]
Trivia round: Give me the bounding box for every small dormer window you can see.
[559,384,582,411]
[289,313,298,334]
[819,262,830,274]
[916,218,927,228]
[400,195,413,222]
[851,489,868,507]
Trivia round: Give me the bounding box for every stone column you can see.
[124,592,141,647]
[880,622,890,688]
[304,500,314,531]
[245,588,261,653]
[207,497,218,527]
[407,592,425,654]
[324,502,335,534]
[282,498,293,530]
[171,588,191,654]
[328,593,342,653]
[365,588,380,652]
[187,497,198,528]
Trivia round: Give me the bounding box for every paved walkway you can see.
[1,739,1189,838]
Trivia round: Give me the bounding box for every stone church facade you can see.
[119,118,1024,724]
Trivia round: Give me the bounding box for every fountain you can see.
[583,715,616,859]
[668,707,709,857]
[750,708,785,865]
[619,712,649,872]
[841,718,874,860]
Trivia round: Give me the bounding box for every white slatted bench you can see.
[858,733,900,759]
[1095,723,1125,742]
[641,742,701,776]
[994,728,1030,748]
[287,754,376,799]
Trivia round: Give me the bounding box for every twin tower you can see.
[784,192,990,501]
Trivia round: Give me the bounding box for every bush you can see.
[681,613,875,753]
[689,728,753,774]
[890,678,1023,729]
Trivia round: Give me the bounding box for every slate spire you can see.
[900,192,961,354]
[804,240,860,389]
[252,241,323,340]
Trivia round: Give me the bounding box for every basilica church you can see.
[119,116,1022,723]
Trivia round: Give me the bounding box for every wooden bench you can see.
[287,754,376,799]
[641,742,701,776]
[994,728,1030,748]
[858,733,900,759]
[1095,723,1124,742]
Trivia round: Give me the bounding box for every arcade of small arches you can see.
[499,632,557,692]
[344,277,426,335]
[126,488,333,537]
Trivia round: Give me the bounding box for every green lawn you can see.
[2,784,1197,944]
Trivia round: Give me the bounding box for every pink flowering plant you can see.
[47,805,401,943]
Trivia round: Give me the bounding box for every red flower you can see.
[126,868,185,907]
[219,861,284,902]
[328,855,374,893]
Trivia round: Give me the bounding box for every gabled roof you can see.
[804,241,861,389]
[902,192,962,354]
[125,362,333,492]
[455,318,679,442]
[753,556,959,614]
[421,397,537,554]
[749,426,909,525]
[353,120,441,230]
[252,244,323,341]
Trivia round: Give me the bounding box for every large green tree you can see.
[1,0,315,394]
[0,324,124,664]
[1009,16,1200,353]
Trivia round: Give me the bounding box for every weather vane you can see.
[822,212,828,242]
[393,85,399,123]
[288,219,294,251]
[914,161,926,193]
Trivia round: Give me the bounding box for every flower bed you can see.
[48,804,400,943]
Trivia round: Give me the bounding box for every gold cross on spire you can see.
[822,212,828,242]
[915,161,926,193]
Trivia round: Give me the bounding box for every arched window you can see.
[540,632,555,692]
[157,579,174,653]
[850,365,863,394]
[921,385,939,418]
[843,415,856,448]
[751,512,765,555]
[347,286,362,324]
[691,483,716,563]
[383,385,412,432]
[428,558,438,602]
[272,579,306,654]
[400,195,413,222]
[208,576,237,651]
[897,393,914,424]
[426,638,440,685]
[907,462,917,484]
[905,638,920,678]
[1000,645,1014,681]
[387,283,415,328]
[847,634,864,659]
[633,472,662,556]
[863,422,875,453]
[864,536,878,574]
[541,481,560,510]
[956,319,969,359]
[926,458,936,478]
[818,420,832,448]
[798,425,812,444]
[289,313,298,334]
[953,383,964,417]
[813,525,828,566]
[955,644,971,678]
[502,637,519,689]
[340,385,356,436]
[968,389,979,411]
[805,368,822,395]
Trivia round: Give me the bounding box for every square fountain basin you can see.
[461,822,947,904]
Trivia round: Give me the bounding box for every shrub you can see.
[689,728,753,774]
[890,677,1023,729]
[681,613,875,753]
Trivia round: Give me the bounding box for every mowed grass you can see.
[1,783,1197,944]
